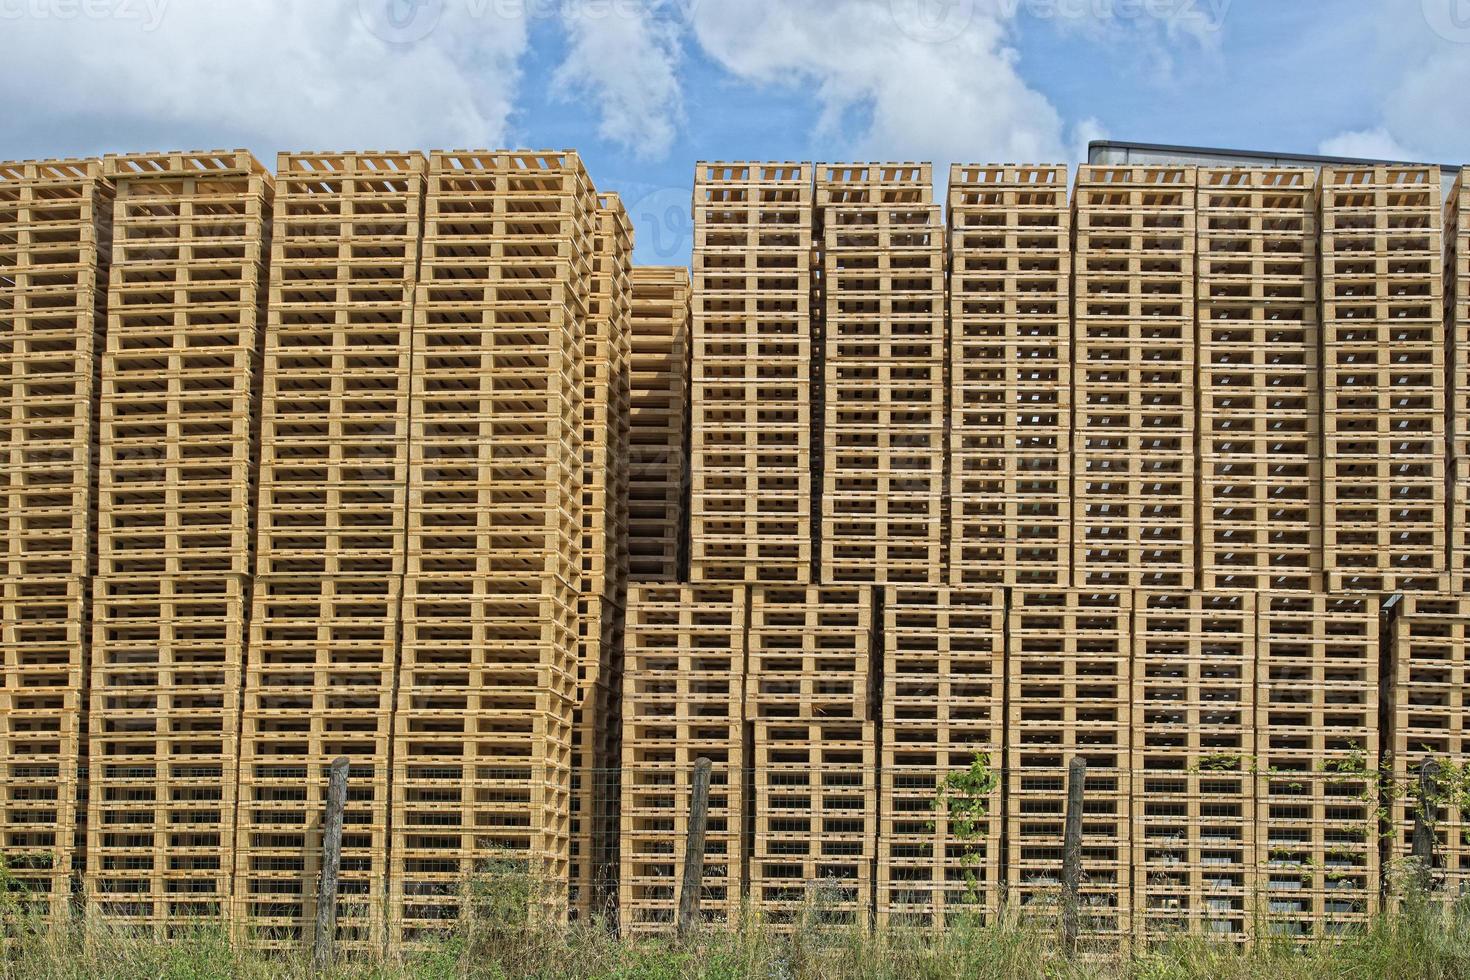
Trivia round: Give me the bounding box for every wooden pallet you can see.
[1386,594,1470,897]
[85,572,247,935]
[1197,168,1322,592]
[1449,172,1470,459]
[817,163,944,585]
[620,584,745,933]
[0,574,87,919]
[1131,590,1256,943]
[627,267,691,582]
[878,585,1005,927]
[747,586,872,718]
[232,574,399,948]
[255,151,424,579]
[948,164,1071,588]
[690,162,814,584]
[1007,589,1133,947]
[750,718,876,929]
[1255,592,1380,938]
[1320,166,1446,591]
[390,570,578,940]
[1072,166,1197,591]
[0,158,112,582]
[581,194,632,612]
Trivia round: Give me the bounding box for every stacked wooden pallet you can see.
[878,585,1004,927]
[1131,591,1255,943]
[570,193,633,919]
[618,585,746,934]
[817,164,944,585]
[392,151,591,937]
[1449,173,1470,592]
[1071,166,1196,589]
[87,150,270,934]
[747,585,875,926]
[1255,593,1379,937]
[1320,167,1445,591]
[0,158,111,916]
[234,151,424,947]
[1197,169,1321,591]
[947,165,1070,587]
[1008,589,1132,948]
[626,266,690,582]
[1387,595,1470,896]
[689,162,813,584]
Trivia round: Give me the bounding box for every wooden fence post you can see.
[677,757,713,937]
[1061,756,1087,957]
[312,756,351,973]
[1411,757,1439,893]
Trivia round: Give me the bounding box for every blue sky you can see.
[2,0,1466,264]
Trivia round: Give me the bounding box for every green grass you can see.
[2,898,1469,980]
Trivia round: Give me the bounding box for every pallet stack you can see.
[947,164,1070,587]
[233,151,424,946]
[86,151,271,933]
[689,162,814,583]
[392,151,591,936]
[1007,589,1132,947]
[619,585,745,933]
[1131,591,1255,942]
[1449,172,1470,591]
[747,585,875,926]
[1255,594,1379,937]
[878,585,1005,927]
[1071,166,1196,589]
[1196,168,1321,591]
[1320,166,1445,591]
[626,266,690,582]
[0,158,112,916]
[570,193,632,919]
[1387,595,1470,896]
[817,164,945,585]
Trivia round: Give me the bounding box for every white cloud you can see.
[1070,116,1108,166]
[0,0,529,161]
[689,0,1067,168]
[1317,128,1420,163]
[554,0,684,159]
